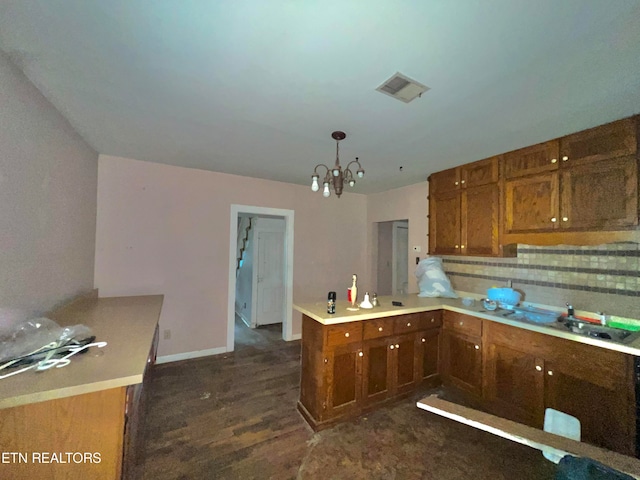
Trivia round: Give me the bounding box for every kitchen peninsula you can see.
[295,294,640,456]
[0,294,162,480]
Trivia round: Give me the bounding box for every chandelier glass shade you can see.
[311,131,364,198]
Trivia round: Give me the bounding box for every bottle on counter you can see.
[372,293,378,307]
[327,291,336,314]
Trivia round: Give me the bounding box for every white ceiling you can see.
[2,1,640,194]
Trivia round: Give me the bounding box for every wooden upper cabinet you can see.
[560,117,637,168]
[559,155,638,230]
[503,140,560,179]
[430,167,460,195]
[462,183,499,256]
[505,172,559,233]
[429,189,461,255]
[461,156,499,188]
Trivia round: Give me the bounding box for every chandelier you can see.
[311,131,364,198]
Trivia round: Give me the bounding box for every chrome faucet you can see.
[566,303,575,319]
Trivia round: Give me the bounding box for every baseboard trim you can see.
[156,347,227,364]
[288,333,301,341]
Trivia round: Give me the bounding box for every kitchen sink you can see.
[555,316,640,344]
[498,309,640,345]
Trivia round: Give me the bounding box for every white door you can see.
[255,230,285,326]
[392,222,409,295]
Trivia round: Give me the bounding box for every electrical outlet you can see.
[163,329,171,340]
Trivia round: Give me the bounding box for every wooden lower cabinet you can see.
[440,311,483,397]
[299,311,442,429]
[483,321,635,456]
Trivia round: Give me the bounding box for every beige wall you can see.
[367,181,429,294]
[376,222,393,295]
[0,51,97,320]
[95,155,368,357]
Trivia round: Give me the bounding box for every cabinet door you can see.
[440,331,482,396]
[461,156,499,188]
[324,342,362,420]
[503,140,560,179]
[417,328,440,383]
[560,156,638,230]
[393,333,417,395]
[560,117,637,168]
[429,190,461,255]
[544,361,635,456]
[462,184,499,256]
[484,342,544,427]
[430,167,460,194]
[362,337,392,405]
[505,172,559,233]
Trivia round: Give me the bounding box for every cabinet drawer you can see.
[394,313,423,334]
[363,318,395,340]
[443,311,482,337]
[421,310,443,330]
[326,323,362,347]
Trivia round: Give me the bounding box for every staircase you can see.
[236,217,253,275]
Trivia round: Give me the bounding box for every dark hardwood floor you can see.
[137,316,557,479]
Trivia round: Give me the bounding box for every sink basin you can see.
[555,316,640,344]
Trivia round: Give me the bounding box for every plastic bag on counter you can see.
[0,317,93,363]
[415,256,458,298]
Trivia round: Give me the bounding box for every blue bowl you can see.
[487,288,521,307]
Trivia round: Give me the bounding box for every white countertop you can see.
[294,294,640,356]
[0,295,163,410]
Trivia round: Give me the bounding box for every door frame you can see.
[391,220,409,295]
[228,205,295,351]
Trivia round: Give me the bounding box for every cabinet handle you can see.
[324,358,328,364]
[551,217,557,223]
[455,245,459,249]
[562,217,568,222]
[551,158,557,164]
[562,156,568,162]
[396,344,400,349]
[345,332,350,338]
[535,365,542,371]
[430,318,435,323]
[461,245,465,249]
[390,345,395,350]
[358,351,363,357]
[407,322,411,327]
[547,370,553,376]
[474,345,480,350]
[459,321,464,326]
[422,338,426,343]
[378,327,383,332]
[455,181,459,186]
[461,180,465,184]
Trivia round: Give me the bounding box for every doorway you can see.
[228,205,295,352]
[376,220,409,296]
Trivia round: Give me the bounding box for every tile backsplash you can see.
[442,243,640,319]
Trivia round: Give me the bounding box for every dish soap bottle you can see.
[327,291,336,314]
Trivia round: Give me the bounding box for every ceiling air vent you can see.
[376,72,430,103]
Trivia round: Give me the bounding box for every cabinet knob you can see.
[474,345,480,350]
[324,358,328,364]
[459,321,464,326]
[461,180,465,184]
[461,245,465,249]
[455,245,459,249]
[396,344,400,349]
[551,158,557,164]
[390,345,395,350]
[358,351,363,357]
[562,217,568,222]
[430,318,435,323]
[407,322,411,327]
[378,327,383,332]
[547,370,553,376]
[421,338,426,343]
[562,156,569,162]
[345,332,350,337]
[551,217,557,223]
[535,365,542,371]
[455,181,459,186]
